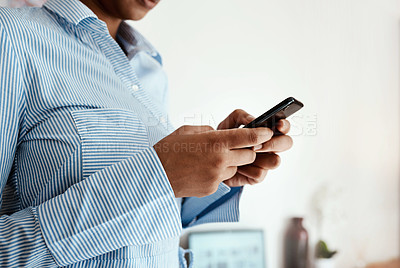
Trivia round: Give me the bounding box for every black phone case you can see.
[243,97,304,130]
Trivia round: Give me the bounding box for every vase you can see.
[284,217,309,268]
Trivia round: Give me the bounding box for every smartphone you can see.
[243,97,304,132]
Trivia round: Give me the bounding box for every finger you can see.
[214,127,273,149]
[237,165,268,181]
[252,153,281,170]
[275,119,291,135]
[177,125,214,135]
[220,166,238,181]
[224,173,255,187]
[217,109,255,130]
[254,135,293,153]
[227,149,256,166]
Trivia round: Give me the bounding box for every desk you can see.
[366,259,400,268]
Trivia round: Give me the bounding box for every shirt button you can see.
[131,84,140,92]
[160,116,166,123]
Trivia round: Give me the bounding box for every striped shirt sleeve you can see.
[37,147,182,266]
[0,22,182,267]
[0,24,57,267]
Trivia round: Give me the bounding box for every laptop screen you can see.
[188,229,266,268]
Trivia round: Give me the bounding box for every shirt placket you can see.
[79,21,169,133]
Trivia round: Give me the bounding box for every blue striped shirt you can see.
[0,0,242,266]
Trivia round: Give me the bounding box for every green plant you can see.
[316,240,337,259]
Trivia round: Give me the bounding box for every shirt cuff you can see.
[188,187,243,227]
[0,207,56,267]
[181,183,243,228]
[37,147,182,266]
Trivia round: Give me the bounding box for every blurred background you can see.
[2,0,399,267]
[133,0,400,267]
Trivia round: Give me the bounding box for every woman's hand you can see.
[154,124,273,198]
[217,109,293,187]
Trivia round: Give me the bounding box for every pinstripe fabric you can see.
[0,0,243,267]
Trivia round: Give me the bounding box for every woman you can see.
[0,0,293,266]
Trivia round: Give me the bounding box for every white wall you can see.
[133,0,400,267]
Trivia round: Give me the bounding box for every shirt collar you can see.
[43,0,161,63]
[117,22,160,63]
[43,0,97,27]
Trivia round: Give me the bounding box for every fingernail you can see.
[253,144,262,151]
[277,120,285,127]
